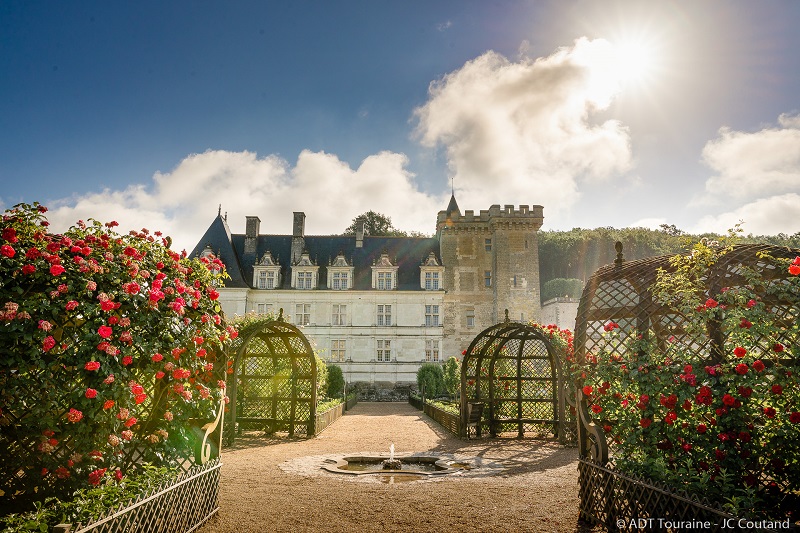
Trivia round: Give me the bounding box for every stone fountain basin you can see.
[322,455,469,477]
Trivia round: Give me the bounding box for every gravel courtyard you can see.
[198,402,597,533]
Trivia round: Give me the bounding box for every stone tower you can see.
[437,196,544,357]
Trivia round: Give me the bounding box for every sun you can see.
[610,38,657,87]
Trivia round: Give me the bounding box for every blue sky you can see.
[2,1,800,252]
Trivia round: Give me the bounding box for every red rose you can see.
[103,400,115,410]
[789,263,800,276]
[737,386,753,398]
[151,353,163,362]
[704,298,718,309]
[88,468,107,486]
[155,371,165,379]
[21,264,35,275]
[67,408,83,423]
[591,404,602,414]
[1,227,18,242]
[85,388,98,399]
[697,423,707,434]
[124,417,137,428]
[639,418,652,428]
[790,412,800,424]
[42,336,56,352]
[735,363,748,375]
[582,385,593,396]
[773,343,785,353]
[771,384,783,395]
[752,360,765,372]
[98,325,113,338]
[739,318,752,329]
[733,347,747,358]
[49,264,65,276]
[764,407,777,418]
[84,361,101,371]
[0,244,15,258]
[121,356,133,366]
[722,394,736,407]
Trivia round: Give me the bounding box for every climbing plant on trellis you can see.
[573,241,800,523]
[225,315,317,441]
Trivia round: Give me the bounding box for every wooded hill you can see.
[537,226,800,300]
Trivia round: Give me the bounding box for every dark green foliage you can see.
[326,365,345,398]
[416,363,445,397]
[442,357,460,400]
[342,211,407,236]
[541,278,584,301]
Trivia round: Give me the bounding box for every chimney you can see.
[244,216,260,260]
[355,217,365,248]
[291,212,306,263]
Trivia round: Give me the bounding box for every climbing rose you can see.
[67,408,83,423]
[735,363,748,375]
[733,347,747,358]
[49,264,65,276]
[42,336,56,352]
[582,385,593,396]
[84,361,100,371]
[790,412,800,424]
[98,325,112,338]
[103,400,115,410]
[640,418,652,428]
[772,384,783,395]
[85,388,98,399]
[704,298,718,308]
[0,244,15,258]
[753,360,765,372]
[88,468,107,486]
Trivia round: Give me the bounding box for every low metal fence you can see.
[578,458,740,532]
[53,458,222,533]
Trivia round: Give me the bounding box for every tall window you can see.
[256,303,273,315]
[266,271,276,289]
[466,308,475,328]
[425,305,440,327]
[485,238,492,252]
[425,339,439,362]
[331,339,346,362]
[332,272,349,290]
[332,304,347,326]
[297,272,313,289]
[484,270,492,287]
[377,272,393,290]
[377,339,391,362]
[257,271,267,289]
[424,271,440,290]
[377,304,392,326]
[294,303,311,325]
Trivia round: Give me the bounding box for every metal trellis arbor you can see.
[460,313,571,442]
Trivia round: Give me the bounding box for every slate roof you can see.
[191,216,442,291]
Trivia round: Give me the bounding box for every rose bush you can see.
[0,202,237,510]
[574,239,799,520]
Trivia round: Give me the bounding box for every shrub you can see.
[541,278,583,301]
[417,362,444,397]
[326,365,345,398]
[0,203,237,510]
[442,357,460,400]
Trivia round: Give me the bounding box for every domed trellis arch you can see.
[224,314,316,444]
[460,314,570,442]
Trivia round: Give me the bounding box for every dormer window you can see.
[420,251,444,291]
[371,252,398,291]
[253,251,281,290]
[291,251,319,290]
[327,252,354,290]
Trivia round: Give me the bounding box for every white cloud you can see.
[46,150,446,253]
[413,38,633,216]
[701,113,800,199]
[692,193,800,236]
[626,217,667,230]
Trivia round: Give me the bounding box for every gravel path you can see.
[198,402,597,533]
